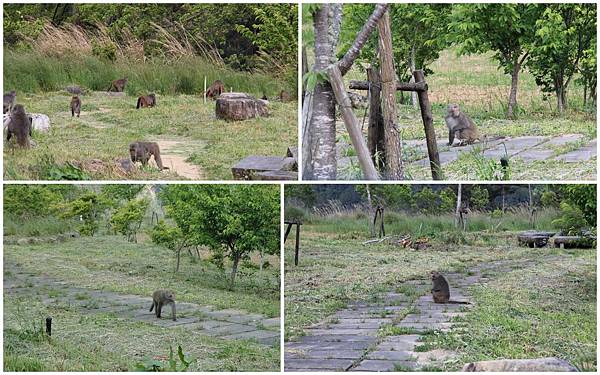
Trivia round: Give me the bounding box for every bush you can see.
[284,206,305,222]
[552,202,589,235]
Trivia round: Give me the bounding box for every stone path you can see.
[337,134,596,176]
[4,263,279,346]
[285,257,559,371]
[156,139,204,179]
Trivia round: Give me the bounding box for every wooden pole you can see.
[349,80,428,92]
[294,223,300,266]
[327,64,380,180]
[366,67,385,167]
[203,76,207,104]
[413,70,441,180]
[284,223,293,242]
[455,184,462,229]
[378,9,403,179]
[380,207,385,237]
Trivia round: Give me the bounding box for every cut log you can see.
[215,93,268,121]
[232,156,297,180]
[517,231,551,248]
[553,236,594,249]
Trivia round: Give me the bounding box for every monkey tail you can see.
[136,97,141,109]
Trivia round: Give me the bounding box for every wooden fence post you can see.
[413,70,441,180]
[366,67,385,167]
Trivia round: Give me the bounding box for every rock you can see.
[287,146,298,162]
[462,357,578,372]
[116,158,136,173]
[67,231,81,238]
[30,113,51,132]
[216,93,269,121]
[17,238,33,246]
[253,170,298,180]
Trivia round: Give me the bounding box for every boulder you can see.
[462,357,578,372]
[30,113,51,132]
[232,156,297,180]
[216,93,269,121]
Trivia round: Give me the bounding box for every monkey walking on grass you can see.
[430,271,471,304]
[70,95,81,117]
[129,141,169,171]
[150,289,177,321]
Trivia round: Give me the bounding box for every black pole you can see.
[46,316,52,336]
[294,224,301,266]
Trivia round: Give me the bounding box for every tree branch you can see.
[337,3,389,76]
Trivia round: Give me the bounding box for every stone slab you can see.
[555,140,597,162]
[286,341,373,351]
[232,156,297,180]
[304,328,378,336]
[351,359,415,371]
[290,349,364,360]
[204,323,257,336]
[366,350,414,361]
[285,359,354,371]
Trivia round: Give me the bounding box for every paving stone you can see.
[325,322,383,329]
[286,341,373,351]
[377,335,420,351]
[292,349,364,360]
[295,334,378,343]
[260,317,281,328]
[555,140,596,162]
[221,329,279,343]
[366,350,414,361]
[285,359,354,371]
[204,323,257,336]
[305,328,378,336]
[351,359,415,371]
[197,320,234,330]
[222,313,264,324]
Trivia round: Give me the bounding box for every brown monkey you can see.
[4,91,16,114]
[205,80,224,99]
[444,104,480,146]
[136,93,156,109]
[129,141,169,170]
[6,104,31,148]
[430,271,470,304]
[70,95,81,117]
[107,77,128,92]
[149,289,177,321]
[278,90,291,102]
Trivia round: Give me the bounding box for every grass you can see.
[4,215,77,237]
[3,90,297,180]
[284,212,596,370]
[4,235,280,371]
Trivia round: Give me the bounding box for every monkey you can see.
[129,141,169,171]
[70,95,81,117]
[278,90,291,102]
[4,90,16,114]
[6,104,31,148]
[107,77,128,92]
[430,271,470,304]
[444,104,480,146]
[149,289,177,321]
[205,80,225,100]
[136,93,156,109]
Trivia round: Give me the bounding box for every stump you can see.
[215,93,268,121]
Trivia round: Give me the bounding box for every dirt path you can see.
[284,257,562,371]
[4,263,279,346]
[156,140,204,180]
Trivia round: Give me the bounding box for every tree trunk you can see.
[230,255,240,289]
[409,45,418,108]
[304,5,337,180]
[555,76,566,113]
[455,184,462,229]
[378,9,403,180]
[366,184,375,237]
[176,248,181,272]
[507,59,521,119]
[302,46,308,102]
[259,250,264,271]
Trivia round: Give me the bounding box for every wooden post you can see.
[378,10,403,180]
[327,64,380,180]
[455,184,462,229]
[413,70,441,180]
[294,223,301,266]
[366,67,385,167]
[284,223,293,242]
[203,76,207,104]
[349,80,427,92]
[46,316,52,336]
[379,207,385,237]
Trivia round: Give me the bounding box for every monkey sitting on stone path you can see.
[430,271,470,304]
[129,141,169,171]
[444,104,480,146]
[150,289,177,321]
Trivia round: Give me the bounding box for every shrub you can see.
[552,202,589,235]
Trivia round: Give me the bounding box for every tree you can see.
[60,192,109,236]
[558,184,596,226]
[161,185,279,288]
[110,198,149,243]
[450,4,543,118]
[4,185,63,218]
[439,187,457,213]
[150,220,186,272]
[413,186,438,215]
[101,184,144,202]
[527,4,596,112]
[469,185,489,210]
[303,4,389,180]
[577,34,597,108]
